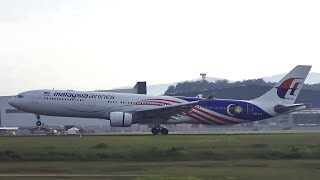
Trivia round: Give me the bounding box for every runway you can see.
[2,132,320,138]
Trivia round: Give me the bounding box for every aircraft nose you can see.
[8,97,19,108]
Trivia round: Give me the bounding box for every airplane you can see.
[9,65,311,135]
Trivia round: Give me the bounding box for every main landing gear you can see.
[36,114,42,127]
[151,127,169,135]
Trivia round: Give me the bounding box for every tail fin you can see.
[253,65,312,104]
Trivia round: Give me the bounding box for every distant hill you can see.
[168,85,320,108]
[146,73,320,95]
[164,79,320,95]
[263,72,320,84]
[147,77,224,95]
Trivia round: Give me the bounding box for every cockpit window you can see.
[17,95,24,98]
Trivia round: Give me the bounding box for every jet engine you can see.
[110,112,133,127]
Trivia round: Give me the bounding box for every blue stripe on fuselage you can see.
[176,96,273,121]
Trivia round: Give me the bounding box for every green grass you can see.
[1,134,320,179]
[1,134,320,161]
[0,160,320,180]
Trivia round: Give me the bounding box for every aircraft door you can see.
[88,97,96,107]
[247,104,253,114]
[32,92,40,104]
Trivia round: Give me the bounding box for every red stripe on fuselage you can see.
[191,110,224,125]
[187,114,209,125]
[194,107,238,124]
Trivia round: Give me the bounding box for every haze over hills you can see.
[263,72,320,84]
[147,73,320,95]
[147,77,224,95]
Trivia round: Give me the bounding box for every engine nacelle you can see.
[110,112,133,127]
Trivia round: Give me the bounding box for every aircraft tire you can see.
[36,121,42,127]
[151,128,159,135]
[160,128,169,135]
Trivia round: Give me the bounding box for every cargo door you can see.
[247,104,253,114]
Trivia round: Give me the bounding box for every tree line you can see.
[165,79,320,95]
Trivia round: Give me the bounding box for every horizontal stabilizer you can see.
[274,104,306,114]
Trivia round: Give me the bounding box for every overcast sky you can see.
[1,0,319,95]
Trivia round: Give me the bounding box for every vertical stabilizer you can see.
[253,65,311,104]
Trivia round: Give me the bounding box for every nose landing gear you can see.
[151,126,169,135]
[36,114,42,127]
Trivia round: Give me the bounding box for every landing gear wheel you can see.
[36,121,42,127]
[151,128,159,135]
[151,127,169,135]
[35,114,42,127]
[160,128,169,135]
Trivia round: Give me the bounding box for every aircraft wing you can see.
[130,100,207,123]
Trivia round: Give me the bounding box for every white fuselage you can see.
[8,65,311,129]
[9,89,197,124]
[9,89,304,126]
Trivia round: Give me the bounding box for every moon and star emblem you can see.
[226,104,243,116]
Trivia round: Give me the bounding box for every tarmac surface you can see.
[2,132,320,137]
